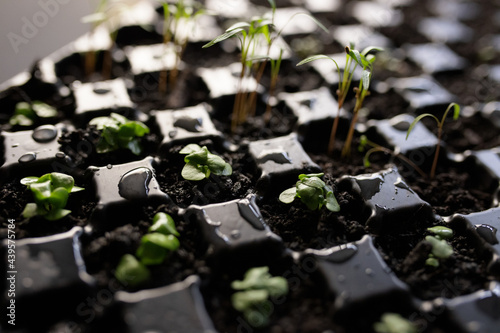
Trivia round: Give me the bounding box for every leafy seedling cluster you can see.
[231,266,288,328]
[9,101,57,127]
[373,313,417,333]
[203,0,327,131]
[159,0,204,92]
[405,102,460,179]
[89,112,150,155]
[279,173,340,212]
[424,226,454,267]
[115,212,180,287]
[297,45,383,156]
[21,173,84,221]
[179,143,232,181]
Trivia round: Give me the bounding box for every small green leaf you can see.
[297,54,333,66]
[425,235,453,259]
[20,176,40,186]
[221,163,233,176]
[207,153,229,175]
[405,113,439,140]
[10,114,34,126]
[361,46,384,56]
[299,176,326,189]
[202,27,246,48]
[46,187,69,210]
[426,257,440,267]
[184,146,209,164]
[325,191,340,212]
[231,289,269,312]
[179,143,202,155]
[133,121,150,136]
[71,186,85,193]
[50,172,75,192]
[362,69,371,91]
[427,226,453,239]
[22,203,39,218]
[348,49,363,67]
[136,233,179,265]
[126,140,142,156]
[298,173,324,180]
[31,101,57,118]
[150,212,180,236]
[279,187,297,204]
[181,163,207,180]
[373,313,417,333]
[44,208,71,221]
[115,254,150,287]
[30,181,52,202]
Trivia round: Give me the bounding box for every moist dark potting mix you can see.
[1,0,500,332]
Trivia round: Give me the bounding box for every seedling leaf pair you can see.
[10,101,57,126]
[180,144,232,180]
[21,173,84,221]
[279,173,340,212]
[231,266,288,327]
[425,226,454,267]
[89,113,150,155]
[115,212,180,286]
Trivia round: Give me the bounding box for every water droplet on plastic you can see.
[11,143,19,148]
[106,164,113,169]
[338,274,346,282]
[475,224,498,245]
[256,149,292,164]
[32,125,57,143]
[357,176,383,198]
[174,116,203,132]
[18,153,36,163]
[365,268,374,276]
[169,130,177,138]
[326,244,358,263]
[238,198,265,231]
[55,152,65,159]
[230,230,241,239]
[392,120,411,131]
[118,167,152,200]
[93,84,111,94]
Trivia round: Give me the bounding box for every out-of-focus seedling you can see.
[405,102,460,179]
[231,266,288,327]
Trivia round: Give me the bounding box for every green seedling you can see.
[21,172,84,221]
[373,313,417,333]
[115,212,180,286]
[231,266,288,328]
[179,144,232,180]
[358,135,427,178]
[159,0,204,92]
[203,1,327,132]
[297,45,382,156]
[9,101,57,126]
[279,173,340,212]
[115,254,151,287]
[82,0,140,78]
[425,226,453,267]
[136,232,180,265]
[89,113,150,155]
[405,103,460,179]
[149,212,180,237]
